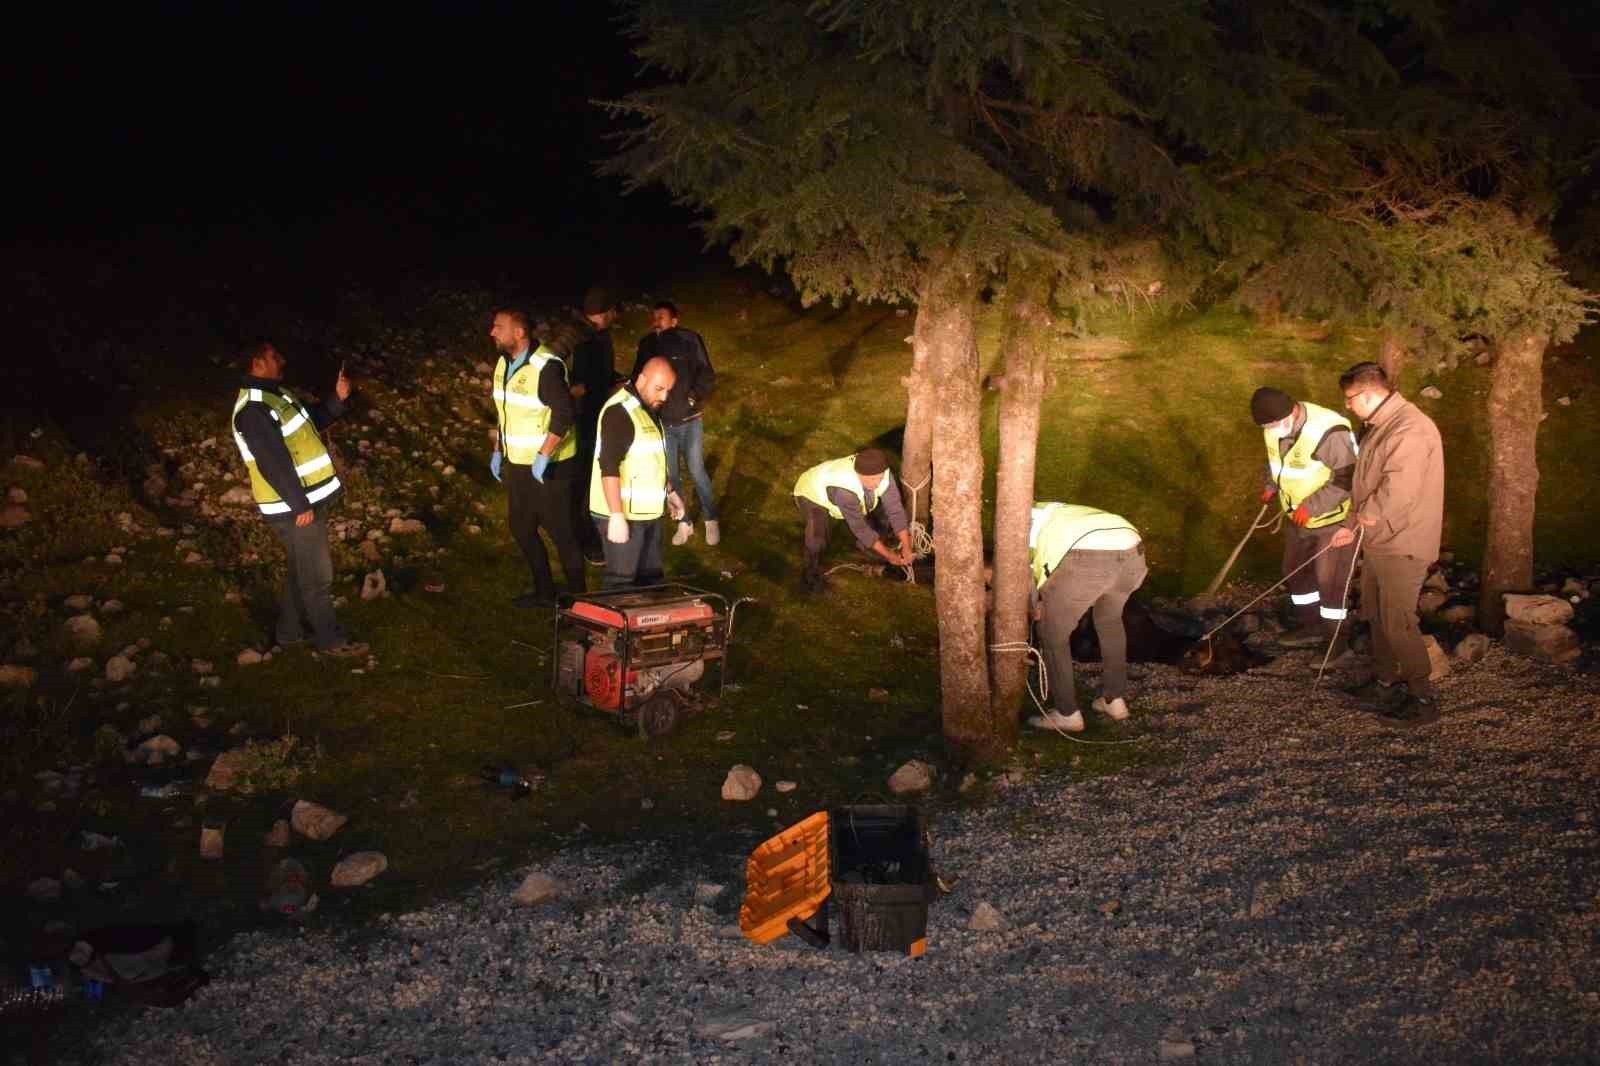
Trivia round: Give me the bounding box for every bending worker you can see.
[792,448,913,594]
[1249,386,1358,653]
[590,356,680,590]
[488,308,586,609]
[1026,502,1147,733]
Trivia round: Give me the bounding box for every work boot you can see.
[1343,676,1406,707]
[1091,695,1130,721]
[671,520,694,546]
[1278,626,1326,648]
[800,569,828,596]
[1028,709,1085,733]
[704,520,720,546]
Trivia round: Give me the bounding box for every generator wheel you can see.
[639,694,680,738]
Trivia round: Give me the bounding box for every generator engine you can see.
[553,585,734,737]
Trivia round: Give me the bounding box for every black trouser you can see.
[505,458,585,600]
[1283,521,1358,628]
[796,496,892,575]
[591,514,665,590]
[264,503,346,650]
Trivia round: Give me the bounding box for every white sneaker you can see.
[704,519,720,546]
[671,520,694,546]
[1092,696,1130,720]
[1027,709,1085,733]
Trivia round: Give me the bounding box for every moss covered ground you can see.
[2,262,1595,949]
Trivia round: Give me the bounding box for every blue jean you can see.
[664,418,718,521]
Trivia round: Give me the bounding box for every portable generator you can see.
[552,584,741,738]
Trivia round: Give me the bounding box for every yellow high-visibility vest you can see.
[793,455,874,519]
[493,346,577,464]
[1264,401,1354,529]
[231,386,341,516]
[1028,503,1140,591]
[588,389,667,519]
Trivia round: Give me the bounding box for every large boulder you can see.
[1503,594,1574,626]
[513,871,562,906]
[1503,621,1581,664]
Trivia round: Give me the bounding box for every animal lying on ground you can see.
[1067,597,1270,675]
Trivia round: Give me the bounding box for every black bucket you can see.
[828,805,934,954]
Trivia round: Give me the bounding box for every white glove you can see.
[666,490,686,521]
[606,512,629,544]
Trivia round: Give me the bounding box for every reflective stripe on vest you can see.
[792,455,871,520]
[493,346,578,464]
[232,386,340,515]
[589,390,668,519]
[1264,401,1354,530]
[1028,503,1141,591]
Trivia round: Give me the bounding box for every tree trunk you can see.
[901,307,936,526]
[919,257,996,760]
[1378,330,1411,389]
[988,273,1051,735]
[1477,330,1546,635]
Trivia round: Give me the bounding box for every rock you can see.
[264,819,291,847]
[132,735,180,765]
[359,540,383,564]
[693,882,724,906]
[291,799,348,841]
[63,593,93,611]
[206,749,250,790]
[1504,593,1574,625]
[513,871,562,906]
[1420,385,1443,399]
[887,759,935,795]
[775,780,797,793]
[6,486,24,504]
[64,614,102,647]
[1504,621,1581,664]
[10,455,45,471]
[1556,395,1571,406]
[100,599,124,615]
[1417,590,1448,613]
[959,772,978,793]
[697,1016,775,1042]
[1099,899,1122,917]
[1453,632,1490,665]
[191,659,214,675]
[1474,350,1493,367]
[105,655,135,683]
[26,876,62,903]
[237,648,264,666]
[1160,1039,1197,1060]
[67,656,93,672]
[1422,636,1451,682]
[0,664,37,688]
[867,687,889,702]
[0,505,30,528]
[1438,603,1475,624]
[360,570,387,600]
[331,851,388,887]
[219,486,255,505]
[721,764,762,801]
[968,901,1005,931]
[388,517,426,535]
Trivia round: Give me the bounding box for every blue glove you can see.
[531,452,550,483]
[489,449,503,482]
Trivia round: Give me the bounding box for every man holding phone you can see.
[230,342,367,657]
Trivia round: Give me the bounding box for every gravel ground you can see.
[50,645,1600,1064]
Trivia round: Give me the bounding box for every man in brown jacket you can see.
[1330,362,1445,725]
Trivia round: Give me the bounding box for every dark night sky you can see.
[7,1,678,250]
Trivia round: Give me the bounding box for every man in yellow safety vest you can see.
[489,308,586,609]
[230,342,366,657]
[791,449,913,594]
[1025,502,1148,732]
[589,356,679,590]
[1250,386,1359,655]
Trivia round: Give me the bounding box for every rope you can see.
[1198,536,1347,643]
[990,641,1142,746]
[1313,525,1364,688]
[1203,503,1283,596]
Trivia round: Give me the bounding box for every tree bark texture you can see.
[1477,330,1546,635]
[901,307,936,527]
[987,274,1051,736]
[920,259,996,759]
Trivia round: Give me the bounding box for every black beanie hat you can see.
[1250,387,1295,425]
[853,448,889,475]
[582,285,617,315]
